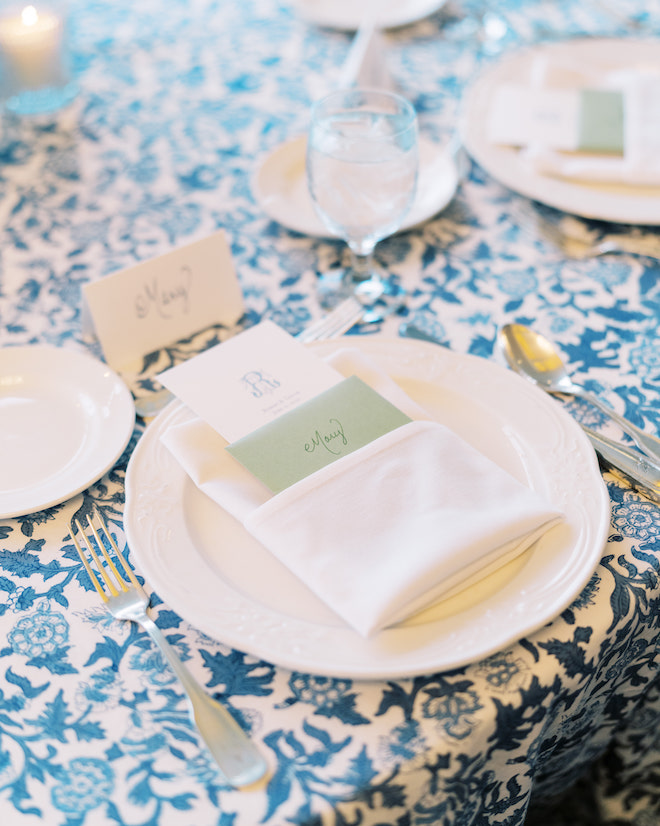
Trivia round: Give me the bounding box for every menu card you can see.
[158,320,342,441]
[158,320,411,491]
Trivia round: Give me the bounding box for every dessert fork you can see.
[70,509,268,788]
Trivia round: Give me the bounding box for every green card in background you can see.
[578,89,624,154]
[226,375,412,493]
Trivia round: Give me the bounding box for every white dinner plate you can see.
[124,337,609,679]
[252,134,459,238]
[0,346,135,519]
[461,38,660,225]
[293,0,447,30]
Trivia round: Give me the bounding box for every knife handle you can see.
[584,427,660,503]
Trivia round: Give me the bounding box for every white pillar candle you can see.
[0,5,65,92]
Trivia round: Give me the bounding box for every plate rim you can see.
[252,133,459,238]
[0,344,135,519]
[460,36,660,225]
[293,0,448,31]
[123,336,610,679]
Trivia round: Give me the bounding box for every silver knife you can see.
[583,427,660,504]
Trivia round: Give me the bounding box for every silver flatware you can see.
[402,323,660,501]
[296,295,365,342]
[70,509,268,788]
[584,427,660,504]
[524,211,660,261]
[298,292,410,342]
[498,323,660,463]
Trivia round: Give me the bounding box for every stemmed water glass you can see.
[306,88,419,312]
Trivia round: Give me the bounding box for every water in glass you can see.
[307,89,418,312]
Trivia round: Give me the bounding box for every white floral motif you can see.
[612,495,660,540]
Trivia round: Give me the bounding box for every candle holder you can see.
[0,1,77,115]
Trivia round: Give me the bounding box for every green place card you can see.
[578,89,624,155]
[226,375,412,493]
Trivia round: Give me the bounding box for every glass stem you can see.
[348,246,378,286]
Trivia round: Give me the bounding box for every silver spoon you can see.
[498,323,660,464]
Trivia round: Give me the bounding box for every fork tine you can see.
[92,508,141,590]
[70,518,107,600]
[70,509,135,599]
[296,296,364,343]
[84,512,126,596]
[75,518,121,597]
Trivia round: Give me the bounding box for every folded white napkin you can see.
[494,54,660,186]
[161,349,563,637]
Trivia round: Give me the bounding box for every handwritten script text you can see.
[304,418,348,455]
[135,265,192,320]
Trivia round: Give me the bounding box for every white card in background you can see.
[82,230,245,371]
[488,84,580,150]
[487,84,625,155]
[158,320,344,442]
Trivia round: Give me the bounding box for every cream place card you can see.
[158,320,344,442]
[82,230,245,371]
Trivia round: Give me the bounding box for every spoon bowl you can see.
[498,323,660,463]
[498,324,585,395]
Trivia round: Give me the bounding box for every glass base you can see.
[317,268,354,310]
[316,268,407,322]
[4,82,79,116]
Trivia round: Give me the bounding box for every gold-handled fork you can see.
[70,508,268,788]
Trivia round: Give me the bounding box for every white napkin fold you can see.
[161,349,563,637]
[495,54,660,186]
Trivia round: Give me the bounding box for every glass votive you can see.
[0,1,77,116]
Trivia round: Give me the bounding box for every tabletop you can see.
[1,1,660,824]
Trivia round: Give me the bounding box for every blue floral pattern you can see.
[51,757,114,816]
[0,0,659,824]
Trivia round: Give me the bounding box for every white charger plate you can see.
[124,337,609,679]
[293,0,448,30]
[0,346,135,519]
[252,134,459,238]
[461,38,660,225]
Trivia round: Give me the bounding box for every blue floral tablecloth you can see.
[1,1,659,824]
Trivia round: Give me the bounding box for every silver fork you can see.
[70,509,268,788]
[296,295,365,342]
[521,209,660,261]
